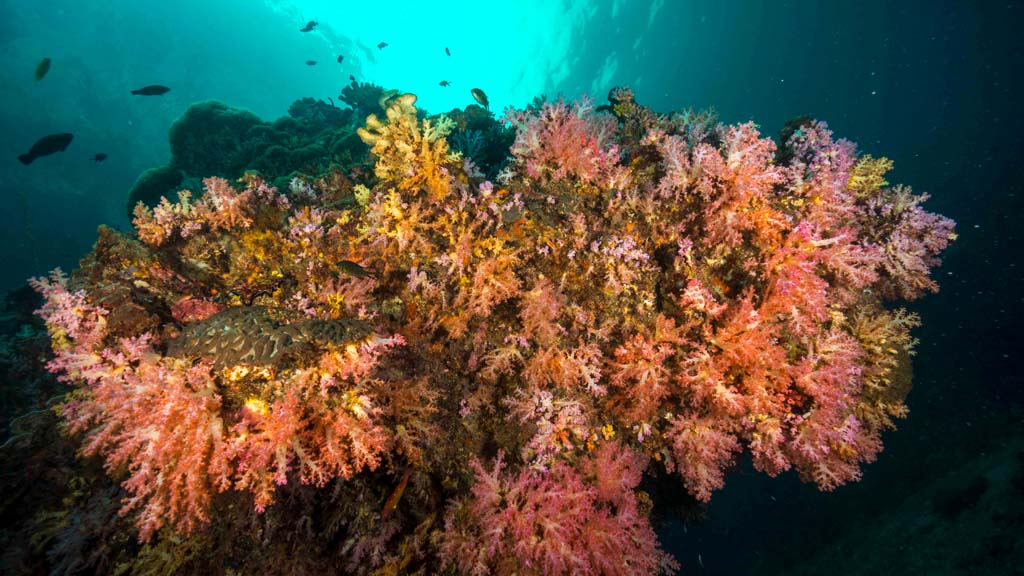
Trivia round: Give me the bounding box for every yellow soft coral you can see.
[357,93,456,202]
[848,306,920,430]
[848,155,893,199]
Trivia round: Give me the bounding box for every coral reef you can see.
[126,82,378,216]
[16,87,953,574]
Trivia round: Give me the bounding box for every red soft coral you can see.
[504,387,591,466]
[783,120,860,230]
[198,176,255,231]
[784,329,881,490]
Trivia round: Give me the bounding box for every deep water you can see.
[1,0,1021,574]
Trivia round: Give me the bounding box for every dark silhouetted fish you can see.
[471,88,489,108]
[300,20,318,32]
[131,85,170,96]
[93,153,107,162]
[445,47,451,56]
[306,60,317,66]
[377,42,388,50]
[349,74,356,82]
[18,133,73,165]
[439,80,451,87]
[35,58,51,82]
[337,54,344,64]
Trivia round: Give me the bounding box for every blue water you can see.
[2,1,1021,574]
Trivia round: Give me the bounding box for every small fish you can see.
[377,41,388,50]
[445,46,451,56]
[18,133,73,165]
[35,57,51,82]
[131,85,170,96]
[470,87,489,108]
[305,60,317,66]
[349,74,356,82]
[326,195,359,209]
[92,153,108,162]
[336,54,344,64]
[378,89,399,110]
[337,260,372,278]
[299,20,318,32]
[439,80,450,87]
[381,467,412,520]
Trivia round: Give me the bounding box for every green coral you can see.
[168,100,265,177]
[126,165,184,214]
[124,98,369,216]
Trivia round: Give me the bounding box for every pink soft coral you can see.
[30,268,106,349]
[862,185,957,299]
[690,123,788,252]
[506,97,624,187]
[608,331,676,423]
[664,415,742,502]
[58,335,232,541]
[34,264,403,536]
[131,176,289,247]
[32,89,956,568]
[230,341,400,511]
[438,450,676,575]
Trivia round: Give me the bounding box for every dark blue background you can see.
[557,1,1022,572]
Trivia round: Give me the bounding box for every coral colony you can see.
[31,87,954,574]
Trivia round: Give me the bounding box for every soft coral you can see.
[439,450,676,575]
[505,97,624,187]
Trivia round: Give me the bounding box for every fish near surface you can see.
[131,85,170,96]
[35,58,51,82]
[470,88,489,108]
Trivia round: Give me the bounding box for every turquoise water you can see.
[1,1,1021,574]
[1,1,1010,292]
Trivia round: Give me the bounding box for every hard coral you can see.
[127,97,371,216]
